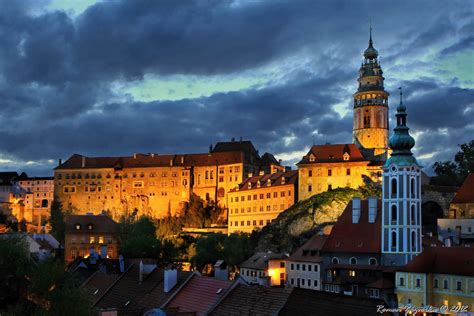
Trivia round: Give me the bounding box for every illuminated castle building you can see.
[298,29,388,201]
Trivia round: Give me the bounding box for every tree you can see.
[49,200,65,244]
[431,140,474,186]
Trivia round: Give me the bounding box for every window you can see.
[280,262,285,268]
[308,185,312,192]
[434,279,439,288]
[346,168,351,176]
[328,169,332,176]
[456,281,462,291]
[314,265,318,272]
[416,278,421,287]
[90,236,95,244]
[302,264,306,271]
[349,270,356,277]
[444,279,449,289]
[291,263,294,270]
[391,178,397,196]
[308,170,313,177]
[391,231,397,249]
[328,184,332,191]
[314,280,318,287]
[399,277,405,286]
[391,205,397,222]
[296,264,300,270]
[350,257,357,265]
[331,257,339,264]
[369,258,377,265]
[133,181,144,188]
[411,230,417,251]
[410,178,415,197]
[369,289,379,298]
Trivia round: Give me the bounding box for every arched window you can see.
[411,230,417,251]
[377,111,384,128]
[391,205,397,222]
[411,205,416,224]
[391,178,397,197]
[410,178,415,197]
[369,257,377,266]
[331,257,339,264]
[41,199,48,208]
[391,231,397,249]
[350,257,357,265]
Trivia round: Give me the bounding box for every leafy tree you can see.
[431,140,474,186]
[49,200,65,244]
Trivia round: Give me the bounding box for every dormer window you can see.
[343,153,350,161]
[309,154,316,162]
[87,223,93,230]
[281,177,285,185]
[267,179,271,187]
[75,224,81,230]
[257,181,261,188]
[247,182,252,189]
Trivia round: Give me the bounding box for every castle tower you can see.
[353,28,389,158]
[381,89,421,266]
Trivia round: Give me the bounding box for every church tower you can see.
[381,89,421,266]
[353,28,389,159]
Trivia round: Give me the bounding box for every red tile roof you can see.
[452,173,474,204]
[83,272,120,305]
[322,199,382,254]
[287,234,327,263]
[65,214,118,233]
[400,247,474,277]
[56,152,246,170]
[164,275,232,316]
[230,170,297,192]
[297,143,368,165]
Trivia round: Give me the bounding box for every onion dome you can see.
[364,28,378,59]
[385,88,418,167]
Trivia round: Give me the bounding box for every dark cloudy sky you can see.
[0,0,472,176]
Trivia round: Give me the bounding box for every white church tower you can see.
[381,88,422,266]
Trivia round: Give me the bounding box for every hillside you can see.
[254,184,380,254]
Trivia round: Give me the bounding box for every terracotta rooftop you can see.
[56,151,247,170]
[451,173,474,204]
[400,247,474,277]
[65,214,118,234]
[287,234,327,263]
[322,199,382,254]
[297,143,368,165]
[230,170,297,192]
[83,272,121,305]
[279,288,390,316]
[95,264,192,315]
[239,251,288,270]
[164,274,232,316]
[209,283,292,315]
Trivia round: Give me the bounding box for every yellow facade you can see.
[227,171,297,234]
[298,161,374,201]
[396,272,474,313]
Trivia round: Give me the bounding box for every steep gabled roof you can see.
[451,173,474,204]
[322,199,382,254]
[230,170,297,192]
[239,252,287,270]
[163,274,232,316]
[400,247,474,277]
[297,144,367,165]
[65,214,118,234]
[287,234,327,263]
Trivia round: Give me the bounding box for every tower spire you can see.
[369,21,373,46]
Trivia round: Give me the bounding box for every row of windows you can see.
[290,278,318,288]
[58,171,187,180]
[399,277,474,292]
[304,167,359,177]
[389,204,417,224]
[389,230,418,251]
[230,219,272,227]
[231,190,291,202]
[389,177,417,198]
[289,263,319,272]
[230,204,292,214]
[330,257,377,266]
[70,247,114,259]
[70,235,114,244]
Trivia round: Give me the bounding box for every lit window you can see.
[90,236,95,244]
[349,270,356,277]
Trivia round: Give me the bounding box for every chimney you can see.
[444,238,452,247]
[133,153,137,159]
[170,159,173,166]
[119,255,125,273]
[58,158,62,166]
[352,198,361,224]
[151,153,155,158]
[164,268,178,293]
[181,156,184,164]
[368,196,377,223]
[139,261,144,283]
[81,156,86,168]
[101,245,107,258]
[214,260,228,281]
